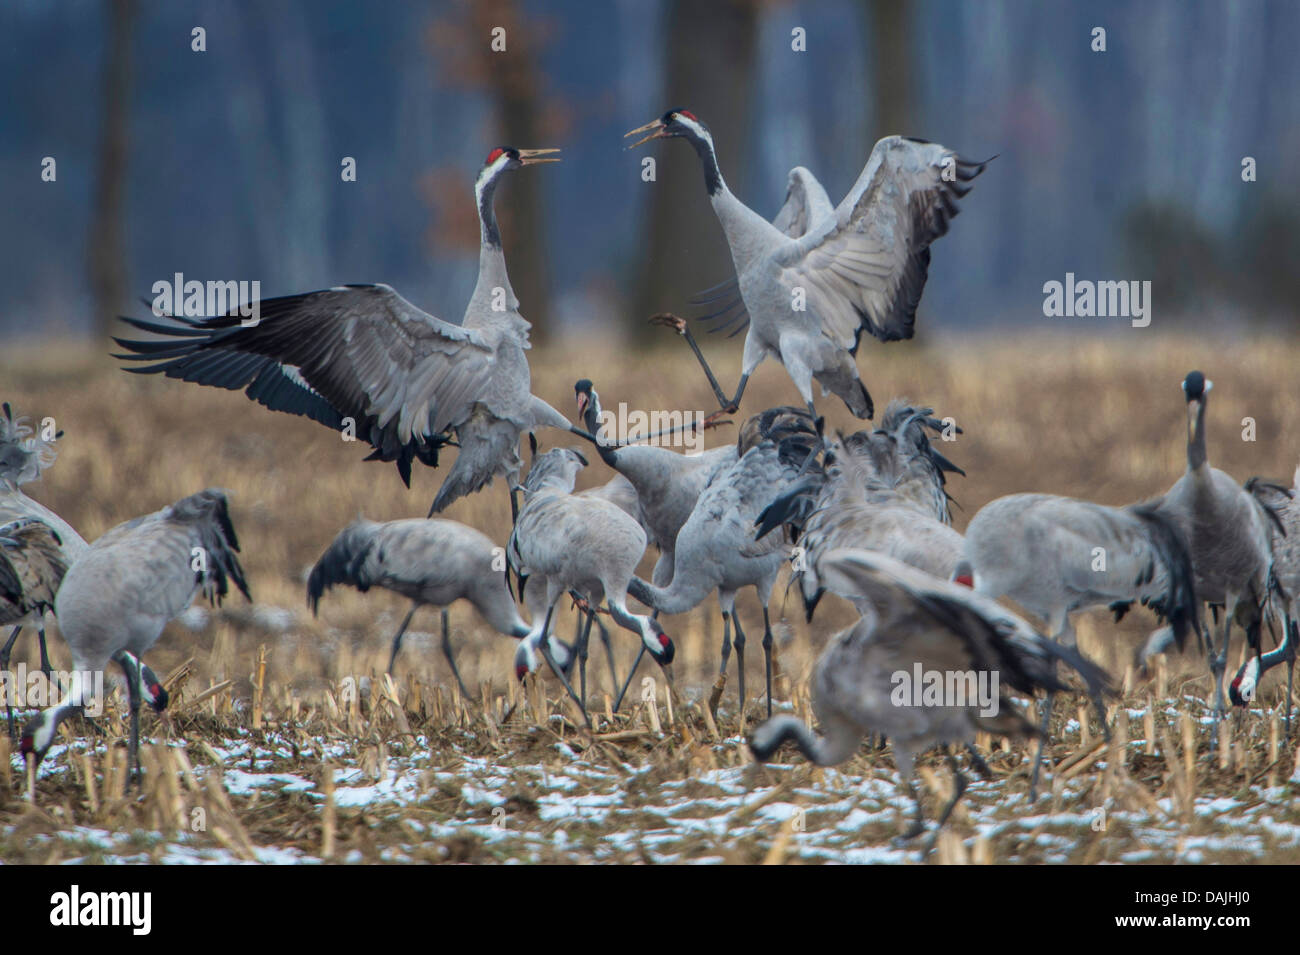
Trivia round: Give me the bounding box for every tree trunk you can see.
[631,0,758,343]
[89,0,135,341]
[868,0,912,137]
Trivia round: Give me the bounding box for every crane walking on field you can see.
[750,549,1111,852]
[307,517,535,698]
[0,404,88,683]
[20,489,249,782]
[1147,372,1276,723]
[509,448,674,720]
[114,148,576,520]
[0,518,69,735]
[628,408,819,719]
[628,109,989,420]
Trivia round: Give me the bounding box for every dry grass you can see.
[3,329,1300,863]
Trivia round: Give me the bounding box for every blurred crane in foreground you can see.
[750,549,1112,854]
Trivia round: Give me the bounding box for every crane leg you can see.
[116,652,144,787]
[761,606,774,718]
[537,603,588,726]
[708,612,732,720]
[964,743,993,780]
[649,313,747,414]
[594,614,617,701]
[1028,691,1055,803]
[896,778,927,843]
[576,608,595,719]
[1283,617,1297,737]
[923,753,969,858]
[612,645,645,712]
[36,625,52,679]
[439,608,472,700]
[732,612,748,724]
[386,606,419,676]
[1,625,20,739]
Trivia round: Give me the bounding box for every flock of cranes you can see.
[3,108,1296,850]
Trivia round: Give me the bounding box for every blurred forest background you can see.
[2,0,1298,344]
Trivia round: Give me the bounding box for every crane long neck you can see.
[469,170,514,317]
[1187,398,1209,471]
[688,133,782,267]
[477,171,504,250]
[690,134,726,197]
[1261,620,1298,670]
[583,398,620,468]
[626,573,708,617]
[750,714,854,767]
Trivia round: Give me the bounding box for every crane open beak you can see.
[624,119,666,149]
[517,148,561,166]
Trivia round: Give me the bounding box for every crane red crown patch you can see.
[486,147,506,165]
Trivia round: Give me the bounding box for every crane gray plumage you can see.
[1147,371,1275,721]
[629,109,989,419]
[750,549,1112,849]
[112,148,573,516]
[627,408,819,718]
[964,494,1200,648]
[508,448,674,716]
[962,490,1200,797]
[307,517,531,697]
[0,404,89,683]
[20,488,250,780]
[755,402,966,619]
[574,380,735,587]
[0,516,70,734]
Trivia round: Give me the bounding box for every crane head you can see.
[644,617,675,666]
[1181,370,1212,444]
[1228,656,1258,708]
[574,379,597,420]
[1181,370,1211,402]
[481,146,561,174]
[18,712,55,767]
[625,108,707,149]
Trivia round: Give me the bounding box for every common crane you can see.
[307,517,534,698]
[20,489,249,781]
[962,492,1200,798]
[750,549,1111,851]
[1149,372,1275,721]
[0,517,69,734]
[628,109,988,420]
[508,448,674,718]
[627,408,819,719]
[0,404,87,680]
[114,148,575,519]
